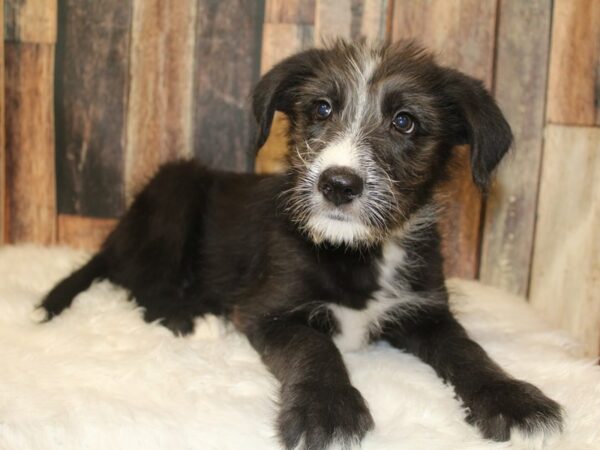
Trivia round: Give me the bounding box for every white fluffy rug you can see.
[0,246,599,450]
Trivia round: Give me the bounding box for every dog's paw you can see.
[466,378,563,442]
[278,382,374,450]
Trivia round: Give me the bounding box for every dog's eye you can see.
[392,113,415,134]
[315,101,333,119]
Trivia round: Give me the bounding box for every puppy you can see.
[36,41,562,449]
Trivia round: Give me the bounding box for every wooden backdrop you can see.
[2,0,599,356]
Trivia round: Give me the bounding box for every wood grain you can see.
[315,0,388,43]
[0,1,5,243]
[57,214,116,252]
[392,0,497,85]
[391,0,498,279]
[125,0,197,200]
[546,0,600,126]
[479,0,552,296]
[260,22,315,74]
[192,0,265,172]
[54,0,132,218]
[265,0,315,24]
[5,0,57,43]
[4,43,56,244]
[529,125,600,357]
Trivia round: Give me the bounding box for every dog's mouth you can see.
[323,210,352,222]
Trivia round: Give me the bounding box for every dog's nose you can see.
[317,167,364,206]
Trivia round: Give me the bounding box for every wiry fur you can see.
[37,41,561,449]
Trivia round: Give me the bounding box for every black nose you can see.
[317,167,364,206]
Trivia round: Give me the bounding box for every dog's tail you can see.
[31,253,108,323]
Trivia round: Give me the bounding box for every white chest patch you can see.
[329,239,412,352]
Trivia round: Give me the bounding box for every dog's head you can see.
[253,41,512,247]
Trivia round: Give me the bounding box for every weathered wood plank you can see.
[4,43,56,244]
[192,0,265,172]
[260,23,315,74]
[55,0,132,217]
[391,0,497,85]
[0,0,5,243]
[5,0,57,43]
[57,214,116,252]
[391,0,498,279]
[315,0,388,43]
[265,0,315,24]
[529,125,600,357]
[546,0,600,126]
[125,0,197,200]
[479,0,552,296]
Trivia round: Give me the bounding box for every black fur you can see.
[39,41,561,449]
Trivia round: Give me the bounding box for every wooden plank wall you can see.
[193,0,264,172]
[51,0,264,250]
[529,0,600,357]
[479,0,552,297]
[530,126,600,357]
[2,1,599,354]
[0,0,4,243]
[4,0,57,244]
[54,0,132,247]
[125,0,197,200]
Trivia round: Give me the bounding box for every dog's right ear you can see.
[252,49,323,149]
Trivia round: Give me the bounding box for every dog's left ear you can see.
[442,69,513,190]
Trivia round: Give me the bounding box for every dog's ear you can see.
[252,49,324,149]
[442,69,513,190]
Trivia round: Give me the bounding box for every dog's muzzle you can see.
[317,166,364,207]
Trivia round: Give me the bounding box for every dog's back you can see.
[35,160,283,334]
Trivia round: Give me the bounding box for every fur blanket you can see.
[0,246,598,450]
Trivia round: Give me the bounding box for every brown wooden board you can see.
[265,0,315,24]
[391,0,498,279]
[546,0,600,126]
[529,125,600,357]
[57,214,116,252]
[54,0,132,218]
[4,43,56,244]
[5,0,57,43]
[125,0,197,200]
[260,23,315,74]
[315,0,388,43]
[479,0,552,296]
[0,0,5,243]
[192,0,265,172]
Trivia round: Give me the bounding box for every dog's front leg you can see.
[247,317,374,449]
[381,305,562,441]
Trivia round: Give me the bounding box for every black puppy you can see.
[36,41,562,449]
